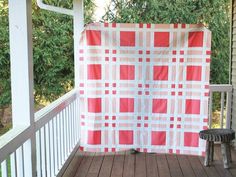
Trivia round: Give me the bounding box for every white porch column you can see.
[9,0,36,176]
[73,0,84,89]
[73,0,84,142]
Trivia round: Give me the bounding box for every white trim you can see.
[36,0,74,16]
[73,0,84,88]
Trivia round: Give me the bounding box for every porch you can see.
[62,144,236,177]
[0,0,235,177]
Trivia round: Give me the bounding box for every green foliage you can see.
[33,0,95,102]
[103,0,231,85]
[32,2,74,102]
[0,0,95,106]
[0,1,11,108]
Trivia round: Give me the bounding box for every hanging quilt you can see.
[78,23,211,156]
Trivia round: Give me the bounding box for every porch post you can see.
[9,0,36,176]
[73,0,84,142]
[73,0,84,89]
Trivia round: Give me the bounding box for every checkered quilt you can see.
[78,23,211,155]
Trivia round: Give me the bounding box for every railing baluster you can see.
[66,105,70,153]
[53,116,58,174]
[69,103,72,151]
[1,160,8,177]
[36,131,42,177]
[41,127,46,177]
[72,101,76,147]
[49,120,55,176]
[76,97,80,141]
[10,152,17,177]
[66,108,69,155]
[209,91,213,128]
[16,146,24,177]
[58,112,62,167]
[45,123,51,177]
[226,91,232,129]
[62,109,66,161]
[220,92,225,128]
[60,111,65,164]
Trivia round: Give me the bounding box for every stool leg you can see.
[229,144,232,162]
[209,141,214,163]
[221,143,230,168]
[204,141,210,166]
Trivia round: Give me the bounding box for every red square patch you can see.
[188,31,204,47]
[87,64,101,80]
[151,131,166,145]
[86,30,101,46]
[88,98,101,113]
[154,32,170,47]
[120,65,135,80]
[184,132,199,147]
[120,31,135,46]
[186,66,202,81]
[153,66,168,80]
[185,99,200,114]
[119,130,133,144]
[152,99,167,113]
[120,98,134,112]
[88,130,101,144]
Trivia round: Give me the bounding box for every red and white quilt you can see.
[78,23,211,155]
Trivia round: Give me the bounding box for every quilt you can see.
[78,23,211,155]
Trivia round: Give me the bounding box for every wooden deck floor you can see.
[62,145,236,177]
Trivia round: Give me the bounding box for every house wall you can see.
[231,0,236,131]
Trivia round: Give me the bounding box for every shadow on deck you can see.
[62,145,236,177]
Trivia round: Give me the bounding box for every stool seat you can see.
[199,129,235,142]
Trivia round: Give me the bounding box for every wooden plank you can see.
[146,153,159,177]
[213,145,232,177]
[110,151,125,177]
[228,145,236,176]
[166,154,183,177]
[156,154,171,177]
[198,156,220,177]
[87,152,104,173]
[188,155,208,177]
[98,153,114,177]
[86,152,104,177]
[62,150,84,177]
[177,155,196,177]
[74,152,95,177]
[135,153,146,177]
[123,151,135,177]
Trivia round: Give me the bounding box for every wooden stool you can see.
[199,129,235,168]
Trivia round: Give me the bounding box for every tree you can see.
[103,0,231,85]
[0,0,95,128]
[0,1,11,128]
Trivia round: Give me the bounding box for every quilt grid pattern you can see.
[78,23,211,155]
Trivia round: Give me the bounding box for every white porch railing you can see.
[0,89,79,177]
[209,84,233,129]
[0,84,233,177]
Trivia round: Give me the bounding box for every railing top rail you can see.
[35,88,77,130]
[209,84,233,92]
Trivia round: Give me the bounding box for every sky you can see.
[93,0,111,21]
